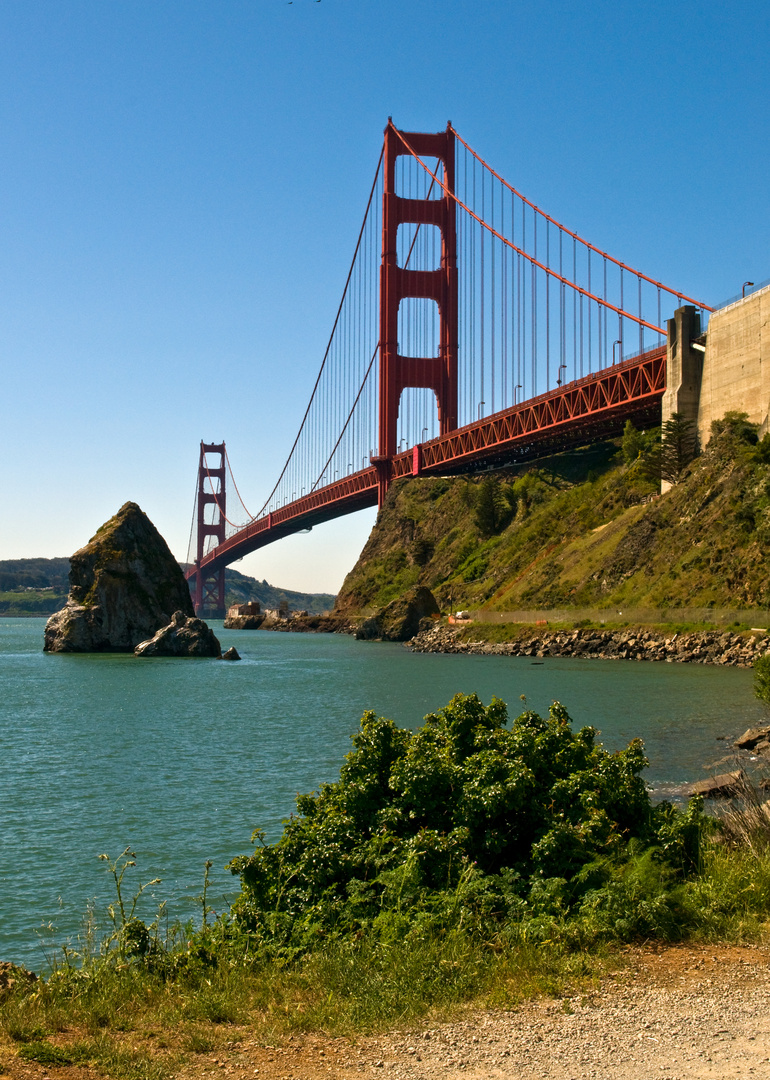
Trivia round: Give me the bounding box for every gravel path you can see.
[364,946,770,1078]
[181,945,770,1080]
[4,945,770,1080]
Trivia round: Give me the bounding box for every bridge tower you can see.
[374,121,458,505]
[193,441,227,618]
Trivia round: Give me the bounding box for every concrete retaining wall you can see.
[663,285,770,447]
[697,283,770,445]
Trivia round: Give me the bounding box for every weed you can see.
[181,1028,218,1054]
[18,1040,86,1067]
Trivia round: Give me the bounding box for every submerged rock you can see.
[356,586,440,642]
[44,502,194,653]
[686,770,745,799]
[0,961,36,998]
[134,611,221,657]
[734,725,770,754]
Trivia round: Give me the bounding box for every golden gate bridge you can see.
[185,121,711,615]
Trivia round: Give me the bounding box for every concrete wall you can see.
[696,283,770,445]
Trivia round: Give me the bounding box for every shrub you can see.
[228,694,707,953]
[711,410,759,445]
[754,653,770,706]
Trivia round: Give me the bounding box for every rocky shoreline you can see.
[258,614,352,634]
[408,624,769,667]
[249,610,770,669]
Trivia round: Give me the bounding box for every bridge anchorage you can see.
[186,121,713,615]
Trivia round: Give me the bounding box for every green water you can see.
[1,618,764,969]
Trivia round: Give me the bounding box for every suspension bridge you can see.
[185,121,711,616]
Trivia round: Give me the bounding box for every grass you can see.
[0,588,67,616]
[1,849,767,1059]
[0,934,609,1058]
[4,836,770,1051]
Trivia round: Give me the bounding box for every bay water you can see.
[2,617,765,969]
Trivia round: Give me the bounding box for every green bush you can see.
[228,694,707,954]
[754,653,770,706]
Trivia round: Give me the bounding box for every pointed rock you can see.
[44,502,194,653]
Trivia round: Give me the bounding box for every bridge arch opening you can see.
[397,223,442,272]
[396,387,440,451]
[395,155,444,200]
[398,297,440,359]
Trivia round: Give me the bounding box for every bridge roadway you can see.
[186,345,665,581]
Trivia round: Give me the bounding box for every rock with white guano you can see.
[134,611,221,657]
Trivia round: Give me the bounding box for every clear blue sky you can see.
[2,0,768,593]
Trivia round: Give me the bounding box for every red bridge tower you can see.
[374,121,458,504]
[193,441,227,618]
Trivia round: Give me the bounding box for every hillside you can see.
[335,415,770,619]
[0,558,70,615]
[223,568,335,614]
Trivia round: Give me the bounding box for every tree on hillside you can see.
[474,477,499,537]
[660,412,697,484]
[622,420,645,465]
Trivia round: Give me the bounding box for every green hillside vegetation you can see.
[0,557,70,591]
[336,413,770,618]
[0,558,70,615]
[0,588,69,616]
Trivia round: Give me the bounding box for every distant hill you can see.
[0,558,336,618]
[224,568,335,615]
[0,558,70,591]
[0,558,70,615]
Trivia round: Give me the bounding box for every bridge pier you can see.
[695,284,770,446]
[663,304,703,437]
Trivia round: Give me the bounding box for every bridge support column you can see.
[193,441,227,618]
[661,305,703,492]
[663,305,703,434]
[377,121,458,505]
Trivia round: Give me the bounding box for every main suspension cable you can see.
[252,146,385,520]
[394,127,670,336]
[447,124,712,312]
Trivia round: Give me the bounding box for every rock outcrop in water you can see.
[134,611,221,657]
[44,502,195,653]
